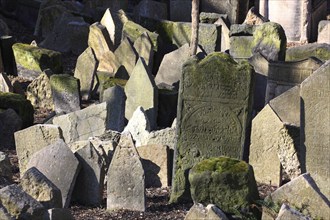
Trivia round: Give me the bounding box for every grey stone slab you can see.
[300,60,330,199]
[114,37,138,77]
[14,124,64,174]
[286,43,330,62]
[50,74,81,114]
[107,132,145,212]
[52,101,124,144]
[266,57,323,103]
[72,142,105,206]
[276,204,312,220]
[134,0,167,22]
[133,32,154,70]
[0,109,22,149]
[229,36,254,59]
[171,52,254,203]
[20,167,62,209]
[0,184,46,220]
[74,47,98,100]
[26,139,80,208]
[124,58,158,129]
[147,127,176,150]
[317,20,330,44]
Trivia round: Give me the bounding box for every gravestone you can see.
[107,132,145,212]
[74,47,98,100]
[133,32,154,70]
[317,20,330,44]
[0,109,22,149]
[0,73,13,93]
[114,37,138,77]
[266,57,323,103]
[88,22,113,61]
[300,60,330,199]
[124,58,158,129]
[26,139,80,208]
[229,24,255,60]
[170,52,254,203]
[97,50,119,75]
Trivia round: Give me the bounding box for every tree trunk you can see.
[190,0,200,56]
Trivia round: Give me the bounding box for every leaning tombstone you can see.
[107,132,145,212]
[170,52,254,203]
[317,20,330,44]
[300,60,330,199]
[133,32,154,70]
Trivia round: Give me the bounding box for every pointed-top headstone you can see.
[114,37,138,77]
[125,57,158,129]
[0,73,13,93]
[107,132,145,212]
[88,22,114,60]
[133,32,154,70]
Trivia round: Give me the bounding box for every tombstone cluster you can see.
[0,0,329,219]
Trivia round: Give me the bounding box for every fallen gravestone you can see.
[171,52,254,203]
[107,132,145,212]
[133,32,154,70]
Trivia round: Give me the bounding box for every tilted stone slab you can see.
[15,124,64,174]
[88,22,114,61]
[185,203,229,220]
[286,43,330,62]
[27,71,54,111]
[74,47,98,100]
[52,101,124,144]
[137,144,170,187]
[266,173,330,219]
[133,32,154,70]
[107,132,145,212]
[97,50,119,75]
[300,60,330,199]
[114,37,138,77]
[170,52,254,203]
[147,127,176,150]
[20,167,62,209]
[50,74,81,114]
[0,184,46,220]
[72,142,105,206]
[266,57,323,103]
[26,139,80,208]
[250,105,301,186]
[12,43,62,80]
[125,58,158,129]
[276,204,312,220]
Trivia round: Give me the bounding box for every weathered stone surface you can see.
[189,157,260,216]
[157,87,178,128]
[185,203,229,220]
[39,12,88,55]
[243,6,269,25]
[317,20,330,44]
[53,101,124,143]
[107,132,145,212]
[125,58,158,128]
[276,204,312,220]
[155,44,204,90]
[72,142,105,206]
[0,109,22,149]
[137,144,169,187]
[269,86,300,127]
[100,9,120,48]
[97,50,119,75]
[124,106,151,147]
[27,71,54,110]
[266,173,330,219]
[47,208,73,220]
[266,57,323,103]
[122,20,159,52]
[259,0,327,42]
[26,139,80,208]
[200,0,250,24]
[97,72,127,99]
[286,43,330,62]
[15,124,64,174]
[147,127,176,150]
[50,74,81,114]
[133,32,154,70]
[229,36,254,59]
[169,0,192,22]
[134,0,167,21]
[114,37,138,77]
[20,167,62,209]
[0,203,12,220]
[0,152,12,180]
[250,105,301,185]
[74,47,98,100]
[88,22,113,60]
[0,92,34,128]
[300,60,330,199]
[171,53,254,203]
[252,22,287,61]
[0,73,13,93]
[0,184,46,220]
[12,43,62,80]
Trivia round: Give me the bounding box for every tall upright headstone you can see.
[300,60,330,199]
[170,52,254,203]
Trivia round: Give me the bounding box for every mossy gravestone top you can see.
[170,52,254,203]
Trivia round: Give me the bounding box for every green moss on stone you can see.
[286,44,330,62]
[50,74,79,94]
[12,43,63,74]
[193,157,249,174]
[97,72,127,90]
[0,92,34,128]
